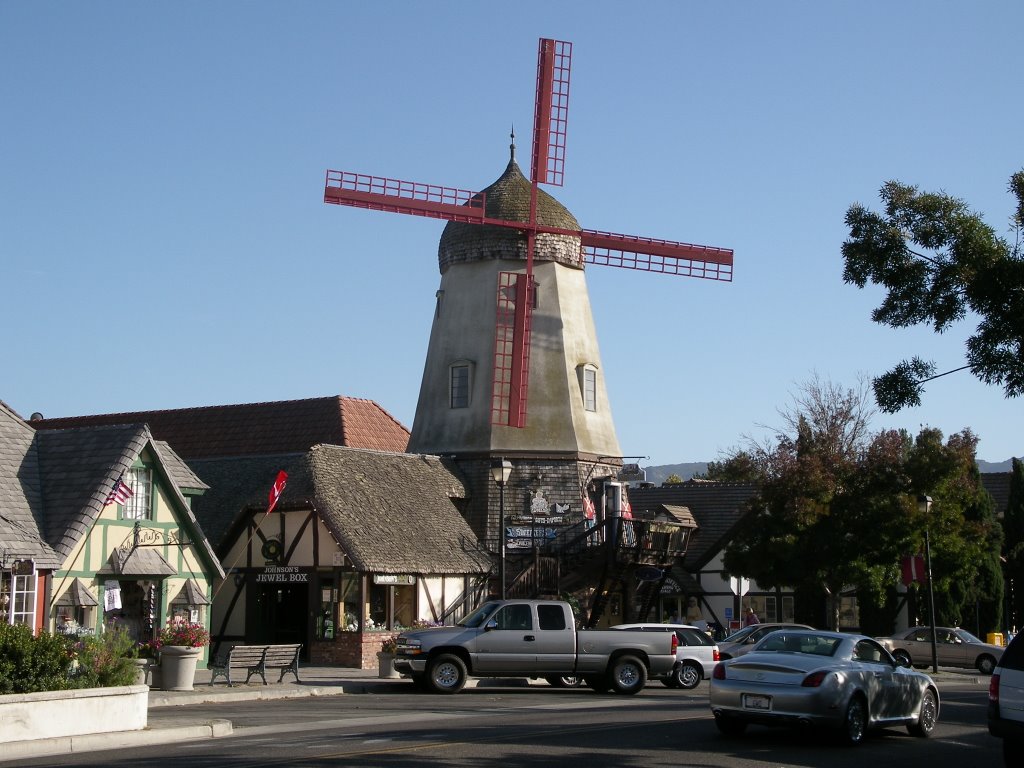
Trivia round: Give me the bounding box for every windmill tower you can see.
[324,39,732,598]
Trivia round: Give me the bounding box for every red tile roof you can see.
[30,396,410,460]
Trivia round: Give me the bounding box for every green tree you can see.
[720,376,1004,632]
[1003,457,1024,631]
[842,171,1024,411]
[664,473,684,484]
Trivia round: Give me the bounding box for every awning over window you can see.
[98,547,177,576]
[54,578,99,607]
[170,579,211,606]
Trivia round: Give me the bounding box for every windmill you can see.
[324,39,733,432]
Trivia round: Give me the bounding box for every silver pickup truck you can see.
[393,599,678,694]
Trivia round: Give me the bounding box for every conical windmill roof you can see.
[438,155,582,273]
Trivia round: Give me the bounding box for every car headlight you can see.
[397,638,422,655]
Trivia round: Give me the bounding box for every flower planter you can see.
[377,652,400,679]
[0,685,148,744]
[160,646,202,691]
[132,658,156,686]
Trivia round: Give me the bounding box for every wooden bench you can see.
[209,643,302,686]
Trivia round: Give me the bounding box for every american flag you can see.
[104,474,134,506]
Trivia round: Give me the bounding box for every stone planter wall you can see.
[0,685,148,744]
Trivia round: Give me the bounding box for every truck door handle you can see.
[524,635,536,642]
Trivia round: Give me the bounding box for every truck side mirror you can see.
[484,619,498,632]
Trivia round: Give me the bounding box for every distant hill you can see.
[642,458,1016,486]
[979,459,1016,473]
[641,463,709,485]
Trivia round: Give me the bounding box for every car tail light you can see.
[990,673,1000,703]
[671,633,679,655]
[712,663,726,680]
[801,671,829,688]
[713,648,720,662]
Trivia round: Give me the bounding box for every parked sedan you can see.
[709,630,939,745]
[877,626,1004,674]
[612,623,719,689]
[717,622,813,659]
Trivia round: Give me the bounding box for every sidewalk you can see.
[2,665,985,763]
[3,666,398,764]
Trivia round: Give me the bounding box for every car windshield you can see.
[955,629,983,644]
[757,632,841,656]
[722,626,757,643]
[459,602,500,628]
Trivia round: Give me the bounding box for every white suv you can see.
[612,623,719,690]
[989,631,1024,766]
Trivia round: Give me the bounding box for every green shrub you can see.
[0,623,75,694]
[68,626,138,689]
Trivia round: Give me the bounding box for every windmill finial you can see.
[510,126,516,163]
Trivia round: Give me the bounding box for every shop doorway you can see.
[250,582,309,658]
[104,580,159,642]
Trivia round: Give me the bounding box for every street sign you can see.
[729,576,750,596]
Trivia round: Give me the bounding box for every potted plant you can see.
[157,619,210,691]
[377,636,399,679]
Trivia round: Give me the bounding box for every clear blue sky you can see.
[2,2,1021,467]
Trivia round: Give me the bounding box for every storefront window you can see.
[368,575,417,630]
[339,573,360,632]
[316,575,336,640]
[782,596,795,622]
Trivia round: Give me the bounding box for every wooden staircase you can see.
[500,516,693,626]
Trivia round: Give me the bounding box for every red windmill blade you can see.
[324,38,733,429]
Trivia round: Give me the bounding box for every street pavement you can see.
[2,664,987,763]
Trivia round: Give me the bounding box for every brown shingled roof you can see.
[30,396,410,460]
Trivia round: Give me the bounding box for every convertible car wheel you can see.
[840,695,867,745]
[907,687,938,737]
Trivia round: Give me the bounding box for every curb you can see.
[1,720,233,764]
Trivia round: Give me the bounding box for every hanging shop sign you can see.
[11,559,35,576]
[373,574,415,586]
[255,566,310,584]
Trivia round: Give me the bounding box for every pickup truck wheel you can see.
[426,654,467,694]
[608,654,647,695]
[584,675,609,693]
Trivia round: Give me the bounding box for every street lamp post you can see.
[918,494,939,674]
[491,459,513,599]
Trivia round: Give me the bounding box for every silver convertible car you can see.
[709,630,939,745]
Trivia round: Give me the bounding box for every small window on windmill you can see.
[577,364,598,412]
[449,361,473,408]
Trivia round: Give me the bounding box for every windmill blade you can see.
[581,229,734,281]
[324,170,485,224]
[492,272,533,428]
[531,38,572,187]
